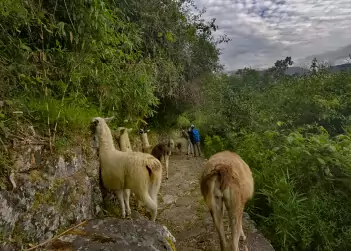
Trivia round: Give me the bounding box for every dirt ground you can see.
[157,153,275,251]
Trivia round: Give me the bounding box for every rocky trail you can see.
[157,154,274,251]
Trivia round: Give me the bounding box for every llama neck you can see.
[141,133,150,147]
[98,125,116,153]
[120,133,132,151]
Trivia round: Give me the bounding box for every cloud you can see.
[193,0,351,71]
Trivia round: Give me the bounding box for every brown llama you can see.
[200,151,254,251]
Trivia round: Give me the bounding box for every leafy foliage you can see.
[0,0,224,192]
[202,58,351,250]
[0,0,222,141]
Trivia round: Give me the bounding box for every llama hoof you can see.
[166,176,169,180]
[240,233,247,241]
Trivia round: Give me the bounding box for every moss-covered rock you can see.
[45,217,176,251]
[0,143,102,250]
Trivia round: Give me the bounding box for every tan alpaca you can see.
[200,151,254,251]
[91,117,163,221]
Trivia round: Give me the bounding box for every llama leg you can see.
[149,174,161,208]
[224,191,243,251]
[99,167,108,209]
[123,189,131,218]
[209,197,227,251]
[240,225,247,241]
[137,198,143,209]
[164,154,169,179]
[116,190,126,219]
[232,208,244,250]
[140,192,158,221]
[222,201,230,232]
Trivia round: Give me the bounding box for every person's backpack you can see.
[192,128,200,142]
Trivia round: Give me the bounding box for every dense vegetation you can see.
[201,60,351,251]
[0,0,225,179]
[1,0,351,250]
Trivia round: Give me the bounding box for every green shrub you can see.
[231,126,351,250]
[204,135,226,158]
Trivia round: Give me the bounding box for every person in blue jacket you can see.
[189,124,202,157]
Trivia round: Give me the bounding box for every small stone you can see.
[162,195,177,205]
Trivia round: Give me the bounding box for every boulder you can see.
[45,217,176,251]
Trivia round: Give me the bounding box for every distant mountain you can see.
[285,63,351,76]
[226,63,351,76]
[329,63,351,72]
[302,44,351,65]
[284,66,309,76]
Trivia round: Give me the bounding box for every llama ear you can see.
[127,128,133,133]
[116,127,125,132]
[104,116,115,122]
[146,129,150,133]
[92,118,99,125]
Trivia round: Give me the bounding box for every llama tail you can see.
[145,156,163,205]
[200,163,232,198]
[145,156,163,183]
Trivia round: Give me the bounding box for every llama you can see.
[138,128,153,153]
[172,136,188,156]
[151,143,172,179]
[91,117,163,221]
[116,127,133,152]
[200,151,254,251]
[139,128,173,179]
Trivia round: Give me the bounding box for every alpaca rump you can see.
[91,117,163,221]
[200,151,254,251]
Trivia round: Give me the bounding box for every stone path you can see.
[157,154,275,251]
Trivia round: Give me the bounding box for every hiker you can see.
[189,124,201,157]
[181,128,194,156]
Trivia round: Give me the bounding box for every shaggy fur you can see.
[151,143,172,179]
[91,117,163,221]
[200,151,254,251]
[139,128,172,179]
[116,127,133,152]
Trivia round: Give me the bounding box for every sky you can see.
[194,0,351,71]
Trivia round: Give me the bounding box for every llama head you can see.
[168,138,175,149]
[90,116,114,135]
[117,127,133,135]
[139,128,150,135]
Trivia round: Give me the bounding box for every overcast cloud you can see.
[194,0,351,71]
